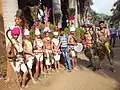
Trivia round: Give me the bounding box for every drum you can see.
[74,43,83,52]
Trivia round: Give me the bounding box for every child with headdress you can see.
[68,23,78,70]
[22,29,37,84]
[52,26,61,71]
[43,30,53,74]
[33,27,44,80]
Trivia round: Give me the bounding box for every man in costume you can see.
[6,27,28,89]
[83,25,95,69]
[96,21,110,55]
[96,21,114,71]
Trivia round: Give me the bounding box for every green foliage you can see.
[29,29,35,44]
[110,0,120,23]
[39,22,54,31]
[93,12,110,22]
[64,27,85,42]
[75,27,85,42]
[68,8,75,16]
[30,6,39,21]
[29,21,85,42]
[39,23,44,30]
[64,27,70,34]
[54,13,61,25]
[49,22,54,30]
[29,22,55,41]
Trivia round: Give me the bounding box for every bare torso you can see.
[23,39,33,53]
[43,37,52,50]
[97,28,109,42]
[84,31,93,48]
[68,34,76,44]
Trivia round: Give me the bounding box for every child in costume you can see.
[33,27,44,80]
[52,26,61,71]
[22,29,37,84]
[68,23,78,70]
[43,31,53,74]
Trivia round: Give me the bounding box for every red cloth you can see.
[69,16,75,20]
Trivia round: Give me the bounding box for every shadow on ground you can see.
[76,47,120,90]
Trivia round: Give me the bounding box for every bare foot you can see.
[41,72,46,75]
[74,67,78,70]
[21,85,29,89]
[33,80,37,84]
[47,71,51,75]
[43,74,47,78]
[56,70,59,72]
[19,87,24,90]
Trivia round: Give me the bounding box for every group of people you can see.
[5,5,115,89]
[84,21,114,71]
[7,13,78,89]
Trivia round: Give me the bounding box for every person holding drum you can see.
[68,24,78,70]
[59,28,72,72]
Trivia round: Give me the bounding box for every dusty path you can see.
[25,38,120,90]
[28,67,119,90]
[0,39,120,90]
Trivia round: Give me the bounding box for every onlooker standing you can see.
[59,28,71,72]
[109,24,117,47]
[117,27,120,39]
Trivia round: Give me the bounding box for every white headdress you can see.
[35,28,40,35]
[43,27,51,33]
[24,29,30,36]
[70,25,76,32]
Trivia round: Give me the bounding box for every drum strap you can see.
[72,35,77,43]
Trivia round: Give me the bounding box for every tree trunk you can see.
[2,0,19,79]
[69,0,75,9]
[52,0,62,28]
[69,0,78,27]
[75,0,78,27]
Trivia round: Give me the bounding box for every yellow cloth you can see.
[24,40,33,51]
[105,42,110,53]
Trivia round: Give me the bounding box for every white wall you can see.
[2,0,19,46]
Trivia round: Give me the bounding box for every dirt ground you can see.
[0,39,120,90]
